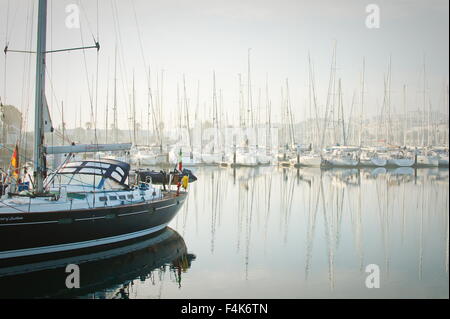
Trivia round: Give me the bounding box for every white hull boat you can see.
[323,157,359,167]
[415,155,439,167]
[300,154,322,167]
[386,158,415,167]
[359,157,387,167]
[438,155,449,167]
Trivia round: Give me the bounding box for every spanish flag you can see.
[11,144,19,179]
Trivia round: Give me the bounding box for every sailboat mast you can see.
[422,56,426,147]
[183,75,192,154]
[247,48,253,129]
[359,58,365,147]
[105,65,109,144]
[132,71,136,144]
[113,45,118,143]
[61,101,65,143]
[34,0,48,194]
[403,84,407,146]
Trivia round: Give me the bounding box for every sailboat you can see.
[169,75,201,167]
[359,147,387,167]
[0,0,191,265]
[200,71,223,165]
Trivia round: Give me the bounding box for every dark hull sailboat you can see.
[0,159,191,266]
[0,191,187,267]
[0,0,195,267]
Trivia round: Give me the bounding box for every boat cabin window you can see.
[127,194,134,199]
[49,173,125,190]
[99,196,107,202]
[109,196,118,201]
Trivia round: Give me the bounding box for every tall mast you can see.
[285,78,296,148]
[113,45,118,143]
[403,84,407,146]
[34,0,48,194]
[320,42,337,151]
[238,73,244,128]
[338,79,346,145]
[212,71,219,150]
[265,73,271,155]
[61,101,65,144]
[147,67,150,145]
[446,84,449,146]
[105,62,109,144]
[247,48,252,128]
[387,56,392,145]
[359,58,365,147]
[132,71,136,145]
[183,74,192,154]
[422,56,426,147]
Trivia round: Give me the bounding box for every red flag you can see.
[178,148,183,171]
[10,144,19,179]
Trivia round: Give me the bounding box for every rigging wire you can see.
[111,0,132,140]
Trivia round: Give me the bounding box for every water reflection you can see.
[4,167,445,298]
[174,166,448,298]
[0,228,195,299]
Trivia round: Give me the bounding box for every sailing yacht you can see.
[415,148,439,167]
[322,146,360,167]
[433,146,449,167]
[0,0,191,265]
[359,148,387,167]
[298,151,322,167]
[386,148,415,167]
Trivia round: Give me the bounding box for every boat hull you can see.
[300,155,322,167]
[0,192,187,266]
[323,158,359,167]
[359,158,387,167]
[438,156,449,167]
[415,155,439,167]
[386,158,415,167]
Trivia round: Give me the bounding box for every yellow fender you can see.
[181,175,189,189]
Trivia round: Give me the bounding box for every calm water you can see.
[1,167,448,298]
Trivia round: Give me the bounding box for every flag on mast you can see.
[11,144,19,179]
[178,148,183,171]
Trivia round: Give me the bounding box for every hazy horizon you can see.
[0,0,448,133]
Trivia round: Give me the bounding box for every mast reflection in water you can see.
[1,166,448,299]
[0,228,195,299]
[170,166,448,299]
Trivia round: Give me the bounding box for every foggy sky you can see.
[0,0,448,132]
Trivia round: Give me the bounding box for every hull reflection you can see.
[0,227,195,298]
